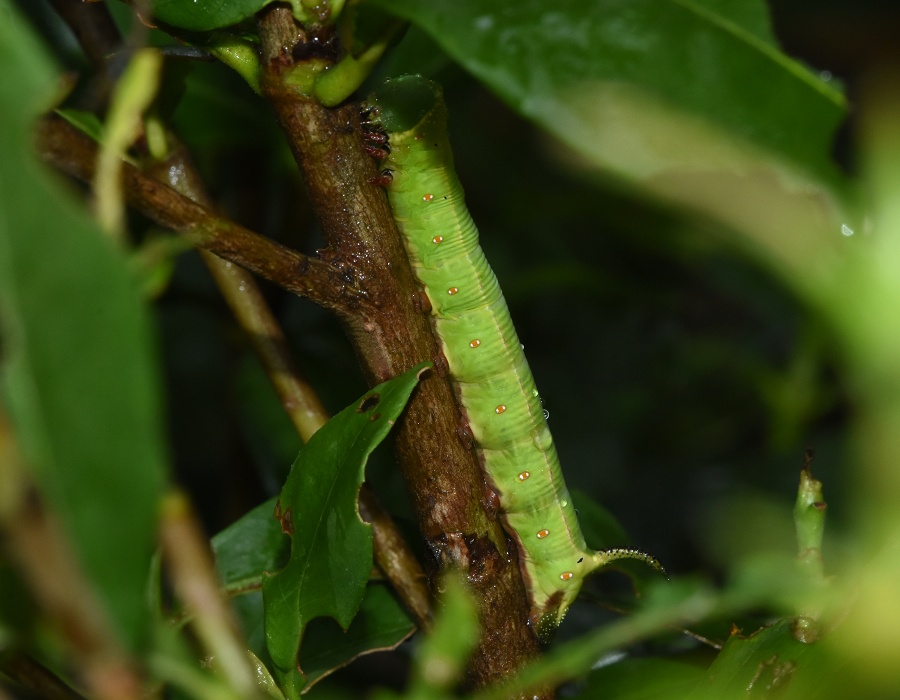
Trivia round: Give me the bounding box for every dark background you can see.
[152,0,900,574]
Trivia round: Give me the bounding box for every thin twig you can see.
[48,0,120,71]
[146,143,433,630]
[203,250,333,440]
[0,410,142,700]
[359,484,433,630]
[158,492,259,698]
[0,651,89,700]
[35,116,361,313]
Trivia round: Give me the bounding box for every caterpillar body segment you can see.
[365,75,662,638]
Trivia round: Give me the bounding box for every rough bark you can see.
[257,7,548,693]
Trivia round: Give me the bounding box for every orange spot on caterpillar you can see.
[536,529,549,539]
[469,339,481,348]
[447,287,459,295]
[518,471,530,481]
[495,405,507,414]
[423,193,434,202]
[560,572,574,581]
[432,235,444,244]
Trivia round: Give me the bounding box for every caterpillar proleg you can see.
[364,75,662,640]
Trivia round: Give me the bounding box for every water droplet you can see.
[819,70,832,82]
[841,224,855,237]
[238,284,246,292]
[423,193,434,202]
[543,409,550,420]
[560,499,568,508]
[536,529,549,539]
[474,15,494,30]
[495,404,507,414]
[532,424,553,451]
[447,287,459,295]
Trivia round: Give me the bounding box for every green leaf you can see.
[0,2,166,650]
[262,363,429,695]
[150,0,329,32]
[55,108,105,142]
[406,575,479,699]
[94,47,163,235]
[473,578,719,700]
[149,0,271,31]
[229,584,414,694]
[299,583,415,688]
[213,496,289,593]
[369,0,846,189]
[687,618,845,699]
[370,0,856,294]
[584,657,706,700]
[214,496,415,692]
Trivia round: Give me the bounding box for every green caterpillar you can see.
[364,76,662,640]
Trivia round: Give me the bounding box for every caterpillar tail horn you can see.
[531,548,667,643]
[589,547,668,577]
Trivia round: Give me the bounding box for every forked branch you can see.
[36,116,360,314]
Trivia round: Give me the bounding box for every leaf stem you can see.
[158,491,260,698]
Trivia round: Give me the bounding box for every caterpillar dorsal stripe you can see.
[365,76,663,640]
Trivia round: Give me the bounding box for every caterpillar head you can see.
[363,74,443,136]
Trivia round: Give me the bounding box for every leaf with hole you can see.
[261,362,429,696]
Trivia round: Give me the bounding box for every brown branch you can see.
[205,240,435,630]
[203,249,334,438]
[0,410,142,700]
[48,0,120,71]
[158,491,258,697]
[258,7,548,694]
[35,116,359,314]
[204,242,435,629]
[144,143,434,630]
[205,242,435,630]
[358,484,433,631]
[0,651,88,700]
